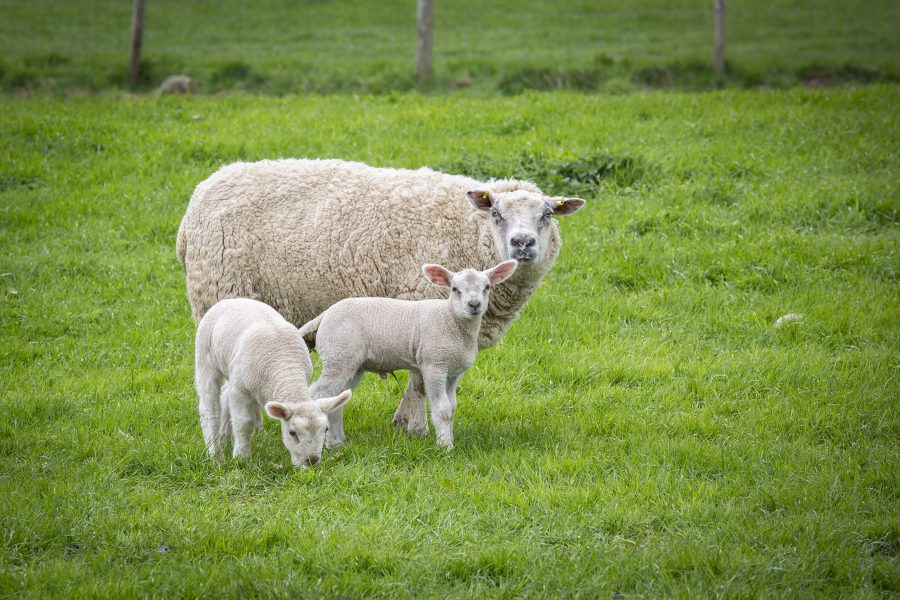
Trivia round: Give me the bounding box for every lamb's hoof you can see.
[437,438,454,451]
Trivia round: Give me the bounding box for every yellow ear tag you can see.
[482,191,490,200]
[555,198,566,207]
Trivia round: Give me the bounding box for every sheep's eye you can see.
[324,427,329,433]
[491,208,502,219]
[542,210,552,220]
[485,284,491,291]
[451,287,459,294]
[288,429,297,437]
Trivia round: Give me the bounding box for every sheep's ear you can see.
[265,402,292,420]
[467,190,493,211]
[316,390,351,414]
[551,197,585,216]
[422,264,454,287]
[486,259,518,285]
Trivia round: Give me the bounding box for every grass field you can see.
[1,0,898,94]
[1,86,898,596]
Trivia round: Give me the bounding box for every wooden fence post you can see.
[714,0,725,83]
[416,0,434,82]
[129,0,146,87]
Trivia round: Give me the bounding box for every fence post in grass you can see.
[416,0,434,82]
[129,0,146,88]
[714,0,725,84]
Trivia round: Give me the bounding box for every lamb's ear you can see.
[422,264,454,287]
[265,402,292,420]
[467,190,493,211]
[485,259,518,285]
[316,390,352,414]
[551,197,586,216]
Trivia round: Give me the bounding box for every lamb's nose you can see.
[468,300,481,310]
[307,455,320,466]
[511,235,536,249]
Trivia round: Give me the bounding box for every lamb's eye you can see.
[542,211,552,220]
[288,429,297,438]
[491,208,502,219]
[451,287,459,294]
[485,284,491,291]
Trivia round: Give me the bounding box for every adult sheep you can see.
[176,158,585,435]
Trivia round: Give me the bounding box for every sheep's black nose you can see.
[511,235,536,249]
[307,455,320,466]
[468,300,481,310]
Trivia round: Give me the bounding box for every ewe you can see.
[300,260,518,450]
[195,298,351,468]
[177,159,585,436]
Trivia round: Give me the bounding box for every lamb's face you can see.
[423,260,518,320]
[265,391,352,468]
[448,269,493,319]
[467,190,585,265]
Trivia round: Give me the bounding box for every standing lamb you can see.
[195,298,351,468]
[301,259,518,450]
[177,159,585,436]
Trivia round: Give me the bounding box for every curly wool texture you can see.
[177,159,562,349]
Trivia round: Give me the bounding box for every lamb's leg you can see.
[225,384,257,460]
[393,370,429,436]
[422,370,454,450]
[196,356,224,460]
[310,370,359,449]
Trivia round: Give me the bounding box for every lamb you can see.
[177,158,585,437]
[300,259,518,450]
[195,298,351,468]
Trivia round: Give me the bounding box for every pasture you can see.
[1,86,898,596]
[1,0,898,94]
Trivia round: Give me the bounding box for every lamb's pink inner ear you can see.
[467,190,493,211]
[422,264,453,287]
[551,198,586,216]
[487,259,518,284]
[265,402,291,420]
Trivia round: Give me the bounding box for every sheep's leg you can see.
[196,357,224,460]
[422,370,454,450]
[392,370,429,436]
[310,370,359,449]
[226,384,257,460]
[446,374,462,412]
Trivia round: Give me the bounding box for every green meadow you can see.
[1,0,898,94]
[2,0,899,595]
[1,87,897,596]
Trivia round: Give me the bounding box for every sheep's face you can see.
[423,260,518,319]
[467,190,585,265]
[265,391,351,468]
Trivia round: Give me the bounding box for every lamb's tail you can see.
[298,314,324,349]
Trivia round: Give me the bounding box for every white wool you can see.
[194,298,349,468]
[301,261,517,450]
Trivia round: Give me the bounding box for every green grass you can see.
[1,0,898,94]
[1,86,899,596]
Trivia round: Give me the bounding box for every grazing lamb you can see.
[301,259,518,450]
[177,159,585,436]
[195,298,351,468]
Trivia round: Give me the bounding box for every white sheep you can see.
[177,159,585,436]
[300,259,518,450]
[195,298,351,468]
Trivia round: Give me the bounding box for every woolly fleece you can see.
[177,158,562,350]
